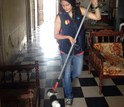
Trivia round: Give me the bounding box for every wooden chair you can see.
[88,29,124,94]
[0,61,40,107]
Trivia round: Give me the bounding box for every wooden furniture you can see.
[84,21,114,49]
[0,61,40,107]
[101,13,109,23]
[88,30,124,94]
[84,21,114,31]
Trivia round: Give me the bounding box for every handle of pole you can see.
[53,81,59,92]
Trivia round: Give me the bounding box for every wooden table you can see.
[84,21,114,31]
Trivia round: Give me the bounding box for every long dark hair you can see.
[72,3,76,22]
[60,0,77,22]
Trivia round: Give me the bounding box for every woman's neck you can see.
[68,12,72,18]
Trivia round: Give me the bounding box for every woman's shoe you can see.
[65,99,73,105]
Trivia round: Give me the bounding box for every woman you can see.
[54,0,101,105]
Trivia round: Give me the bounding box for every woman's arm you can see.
[54,15,76,44]
[80,0,101,20]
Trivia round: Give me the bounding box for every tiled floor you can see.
[14,21,124,107]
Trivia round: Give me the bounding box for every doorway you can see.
[43,0,56,22]
[37,0,59,58]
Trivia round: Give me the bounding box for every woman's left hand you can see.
[91,0,99,7]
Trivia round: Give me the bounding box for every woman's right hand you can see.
[67,36,76,44]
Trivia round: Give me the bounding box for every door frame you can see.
[0,0,6,64]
